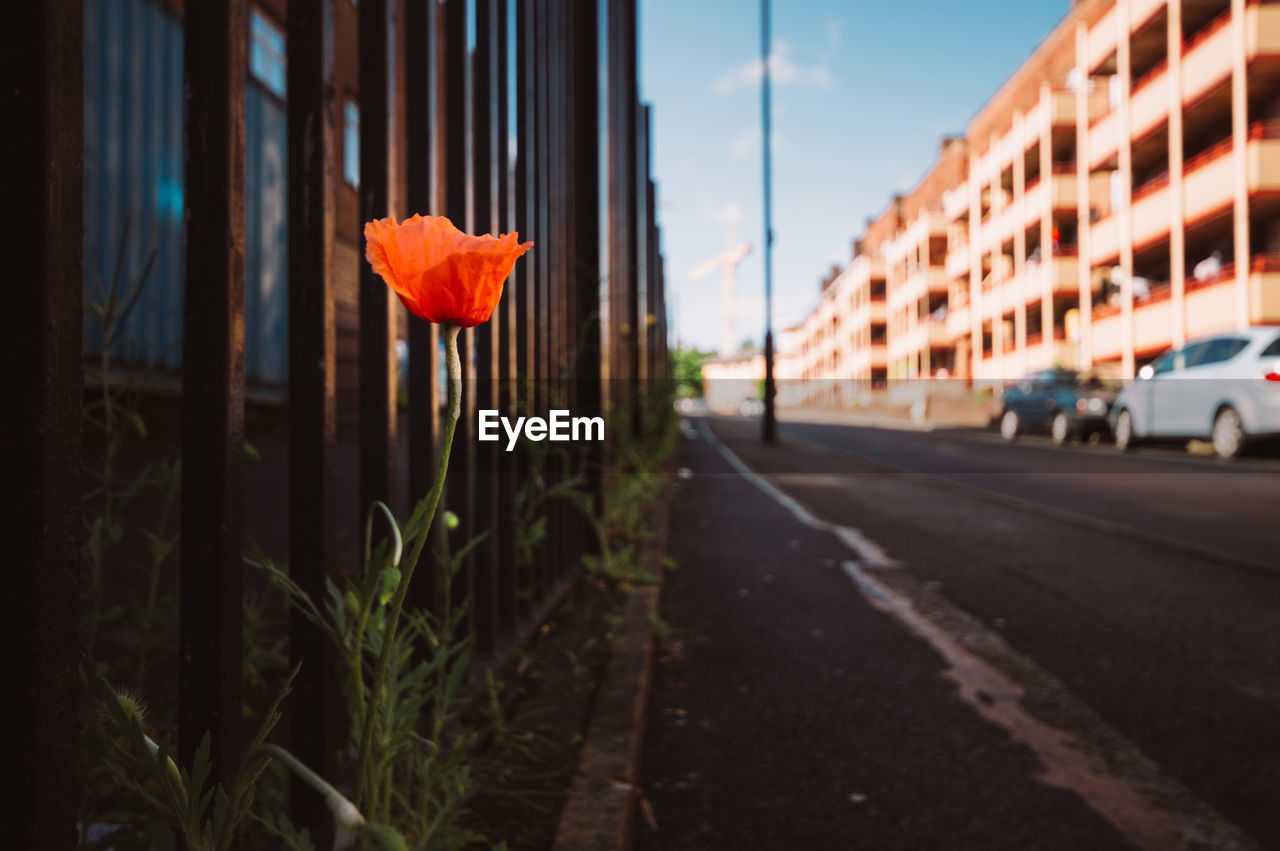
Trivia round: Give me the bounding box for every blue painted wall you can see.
[83,0,289,388]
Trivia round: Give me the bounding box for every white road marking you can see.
[697,417,1258,851]
[696,420,895,568]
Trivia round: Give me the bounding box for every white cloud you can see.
[706,201,744,224]
[729,126,785,162]
[730,127,760,161]
[712,40,835,95]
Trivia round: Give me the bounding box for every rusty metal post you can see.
[179,0,247,790]
[407,0,442,615]
[633,98,648,437]
[534,0,552,595]
[440,0,473,636]
[570,0,604,565]
[286,0,339,834]
[472,0,500,654]
[358,0,395,525]
[494,0,518,637]
[12,1,82,844]
[514,0,537,617]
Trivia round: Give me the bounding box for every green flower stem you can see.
[255,744,364,830]
[355,323,461,809]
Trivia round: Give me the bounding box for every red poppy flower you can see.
[364,214,533,327]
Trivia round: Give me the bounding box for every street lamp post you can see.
[761,0,777,443]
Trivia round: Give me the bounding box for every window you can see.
[249,9,286,99]
[1151,350,1182,375]
[1198,337,1249,366]
[1172,342,1208,371]
[344,101,360,187]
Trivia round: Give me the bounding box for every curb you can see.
[551,494,672,851]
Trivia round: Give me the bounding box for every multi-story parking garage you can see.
[790,0,1280,399]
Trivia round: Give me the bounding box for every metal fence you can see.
[18,0,667,844]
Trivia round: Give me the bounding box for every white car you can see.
[1111,326,1280,457]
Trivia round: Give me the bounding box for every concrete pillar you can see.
[1169,0,1187,346]
[1231,0,1251,328]
[1013,109,1028,375]
[1040,83,1056,362]
[969,151,983,380]
[1076,22,1095,368]
[1118,0,1136,377]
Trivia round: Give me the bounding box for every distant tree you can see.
[675,346,714,398]
[739,337,756,351]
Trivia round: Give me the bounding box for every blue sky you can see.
[639,0,1072,354]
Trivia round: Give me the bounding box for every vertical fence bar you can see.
[534,0,552,595]
[607,0,639,446]
[441,0,471,633]
[13,2,82,844]
[179,0,247,789]
[358,0,394,525]
[494,0,518,636]
[555,0,575,581]
[286,0,338,832]
[544,0,563,585]
[514,0,536,619]
[407,0,441,614]
[571,0,604,558]
[472,0,499,654]
[633,100,649,437]
[624,4,642,440]
[562,0,578,580]
[646,121,658,392]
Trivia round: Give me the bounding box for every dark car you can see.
[999,368,1121,444]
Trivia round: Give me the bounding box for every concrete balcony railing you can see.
[946,245,971,280]
[1025,332,1076,370]
[1182,8,1233,106]
[945,301,971,340]
[1133,294,1176,356]
[1130,61,1169,141]
[1253,252,1280,321]
[1130,0,1164,32]
[926,318,951,348]
[1090,211,1121,264]
[1184,136,1234,221]
[942,181,969,221]
[1185,265,1240,337]
[1247,120,1280,192]
[1049,251,1080,294]
[1248,0,1280,56]
[848,299,888,329]
[1049,89,1078,125]
[1089,109,1120,169]
[1051,167,1078,207]
[889,265,949,310]
[1131,173,1172,247]
[1088,5,1120,72]
[1089,308,1125,361]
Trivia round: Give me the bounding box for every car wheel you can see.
[1051,412,1071,445]
[1000,409,1020,441]
[1114,409,1138,452]
[1211,406,1246,459]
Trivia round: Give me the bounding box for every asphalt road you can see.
[636,415,1280,850]
[777,416,1280,572]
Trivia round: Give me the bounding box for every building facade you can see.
[789,0,1280,404]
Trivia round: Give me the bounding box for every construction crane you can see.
[689,227,752,357]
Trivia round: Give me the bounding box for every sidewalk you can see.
[777,397,995,432]
[632,419,1128,850]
